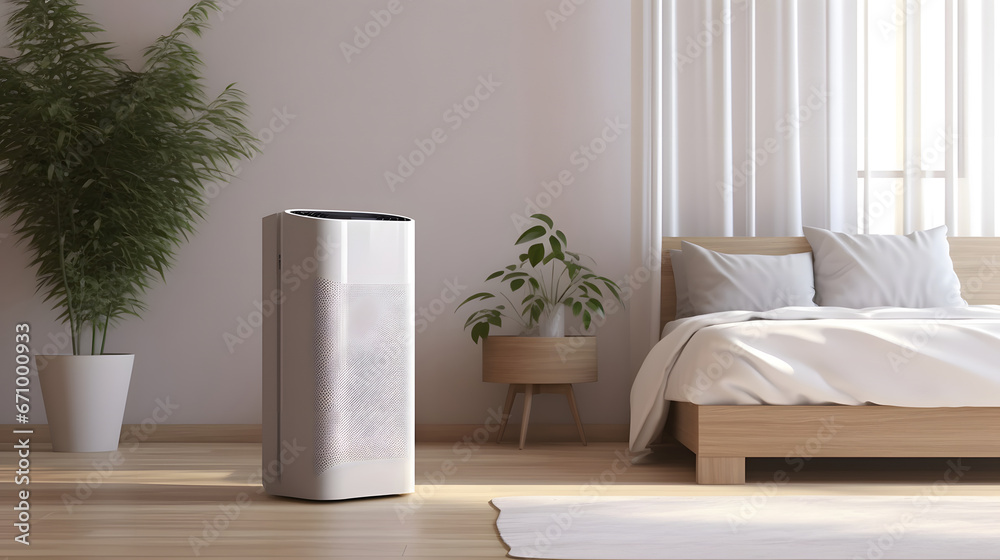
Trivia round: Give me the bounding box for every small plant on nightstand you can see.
[456,213,624,341]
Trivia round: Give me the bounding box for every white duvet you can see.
[629,306,1000,452]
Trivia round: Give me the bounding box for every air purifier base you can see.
[264,457,415,501]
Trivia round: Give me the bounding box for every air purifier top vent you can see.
[288,210,411,222]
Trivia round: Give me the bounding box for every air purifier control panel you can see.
[290,210,411,222]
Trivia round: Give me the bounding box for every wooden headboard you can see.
[660,236,1000,331]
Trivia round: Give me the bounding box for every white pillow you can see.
[669,249,696,319]
[803,225,967,308]
[681,241,817,315]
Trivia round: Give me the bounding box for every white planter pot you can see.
[538,305,566,338]
[37,355,134,453]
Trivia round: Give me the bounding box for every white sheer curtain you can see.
[859,0,1000,236]
[629,0,663,368]
[661,0,858,237]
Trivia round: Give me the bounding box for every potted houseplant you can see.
[0,0,258,451]
[457,213,624,341]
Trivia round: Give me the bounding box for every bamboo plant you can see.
[0,0,259,354]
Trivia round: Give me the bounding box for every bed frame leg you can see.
[696,456,746,484]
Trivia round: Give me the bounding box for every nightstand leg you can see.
[565,384,587,446]
[519,384,534,450]
[496,384,518,443]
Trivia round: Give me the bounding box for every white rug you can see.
[491,495,1000,559]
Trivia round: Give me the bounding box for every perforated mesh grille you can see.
[313,279,410,474]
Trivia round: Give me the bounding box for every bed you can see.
[633,236,1000,484]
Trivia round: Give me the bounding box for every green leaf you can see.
[502,272,530,281]
[587,298,605,317]
[567,263,581,279]
[485,270,504,281]
[531,214,554,228]
[583,311,592,330]
[556,230,567,246]
[516,225,547,245]
[549,235,562,256]
[510,278,525,291]
[573,301,583,315]
[528,277,540,290]
[602,281,623,302]
[506,264,517,271]
[521,294,535,304]
[528,243,545,266]
[583,281,602,296]
[465,311,491,329]
[471,322,490,344]
[456,292,495,310]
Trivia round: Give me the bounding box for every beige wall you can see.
[0,0,633,425]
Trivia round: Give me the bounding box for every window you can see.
[858,0,998,235]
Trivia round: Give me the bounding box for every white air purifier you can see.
[262,209,415,500]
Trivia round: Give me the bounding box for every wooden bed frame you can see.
[660,236,1000,484]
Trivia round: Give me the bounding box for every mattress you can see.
[629,306,1000,452]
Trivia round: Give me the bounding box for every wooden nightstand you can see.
[482,335,598,449]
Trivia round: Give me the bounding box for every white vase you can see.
[538,305,566,338]
[37,354,134,452]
